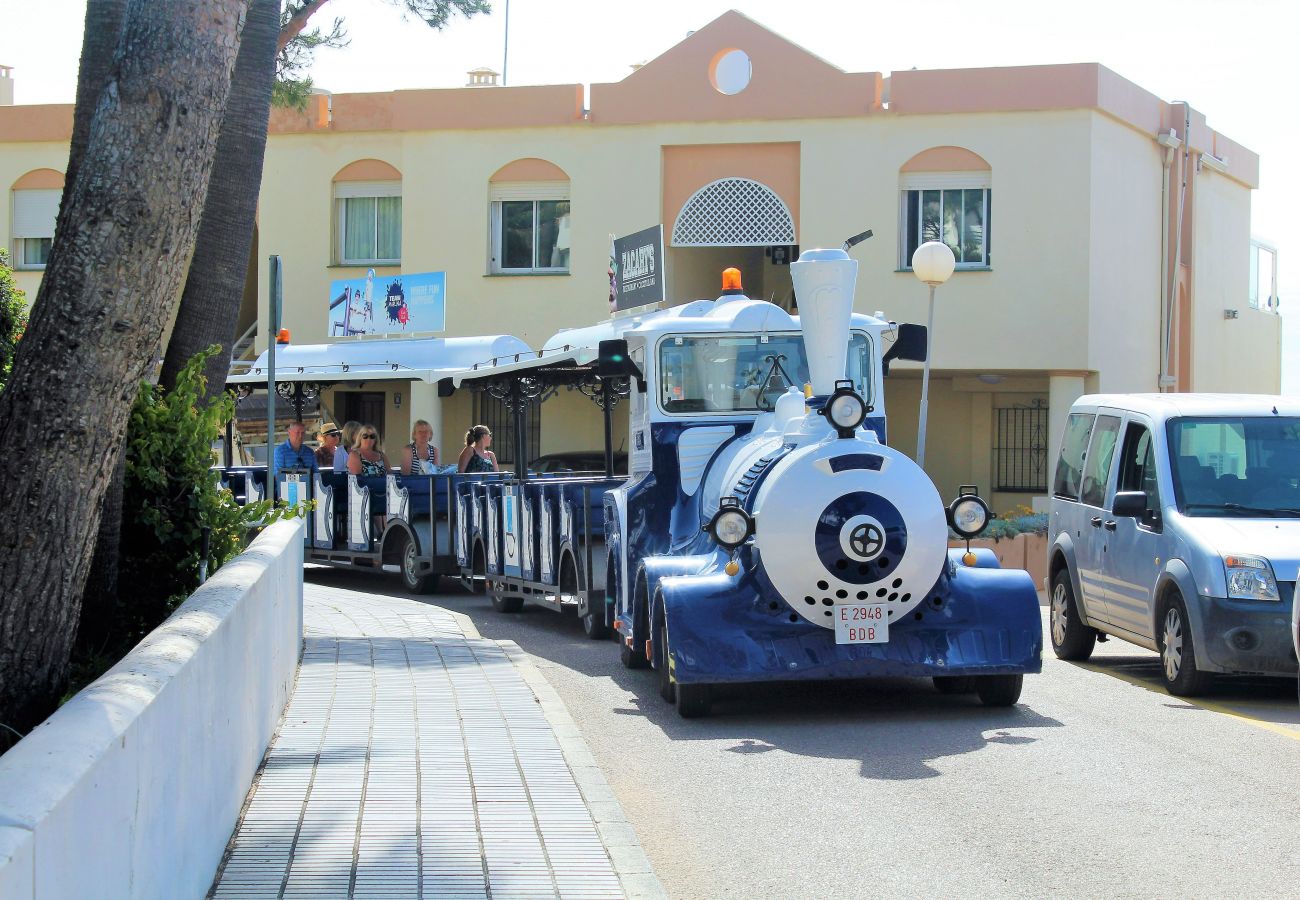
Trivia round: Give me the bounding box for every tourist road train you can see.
[226,249,1043,717]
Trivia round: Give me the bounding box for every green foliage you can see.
[0,248,29,393]
[84,347,296,654]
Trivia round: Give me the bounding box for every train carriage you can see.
[446,250,1043,716]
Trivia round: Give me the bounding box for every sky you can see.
[2,0,1297,385]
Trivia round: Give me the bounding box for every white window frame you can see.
[898,171,991,270]
[1249,238,1278,313]
[334,180,401,266]
[489,181,570,274]
[11,188,59,270]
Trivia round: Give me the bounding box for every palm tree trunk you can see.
[0,0,250,730]
[159,0,281,398]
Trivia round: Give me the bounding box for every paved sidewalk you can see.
[208,583,661,899]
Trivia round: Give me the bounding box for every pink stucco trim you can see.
[11,167,64,189]
[662,143,800,238]
[333,159,402,182]
[899,146,990,173]
[589,10,881,125]
[489,158,569,182]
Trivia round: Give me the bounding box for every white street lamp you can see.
[911,241,955,468]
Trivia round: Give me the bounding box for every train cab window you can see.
[659,332,873,415]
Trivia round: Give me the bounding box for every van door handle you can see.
[1090,516,1103,528]
[1104,520,1117,531]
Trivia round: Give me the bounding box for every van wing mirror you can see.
[1111,491,1148,518]
[881,324,927,376]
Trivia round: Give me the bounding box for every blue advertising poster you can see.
[329,269,447,336]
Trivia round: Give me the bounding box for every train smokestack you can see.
[790,248,857,396]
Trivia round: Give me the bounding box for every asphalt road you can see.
[306,567,1300,899]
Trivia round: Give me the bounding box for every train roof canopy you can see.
[228,335,532,385]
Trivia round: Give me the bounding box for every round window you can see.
[710,48,752,95]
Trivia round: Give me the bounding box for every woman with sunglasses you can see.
[347,424,390,476]
[457,425,499,473]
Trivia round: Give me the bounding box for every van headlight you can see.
[1224,554,1280,601]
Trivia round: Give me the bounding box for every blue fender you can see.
[657,556,1043,686]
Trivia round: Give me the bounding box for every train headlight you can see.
[947,493,990,539]
[707,499,754,549]
[822,380,868,437]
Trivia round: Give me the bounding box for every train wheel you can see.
[932,676,974,695]
[974,674,1023,707]
[620,578,650,669]
[655,606,674,703]
[675,682,712,718]
[400,537,438,595]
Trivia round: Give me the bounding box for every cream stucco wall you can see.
[0,141,69,302]
[1190,168,1281,392]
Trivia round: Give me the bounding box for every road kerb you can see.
[497,639,668,899]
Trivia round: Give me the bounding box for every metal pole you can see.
[224,413,234,470]
[267,255,282,500]
[916,284,936,469]
[602,380,614,477]
[502,0,510,85]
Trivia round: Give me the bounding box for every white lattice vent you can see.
[671,178,796,247]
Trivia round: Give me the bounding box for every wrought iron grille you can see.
[472,391,540,465]
[671,177,796,247]
[995,399,1049,492]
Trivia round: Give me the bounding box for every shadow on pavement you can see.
[303,568,1066,780]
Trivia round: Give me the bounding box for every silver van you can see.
[1048,394,1299,695]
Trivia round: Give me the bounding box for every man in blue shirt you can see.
[273,421,317,471]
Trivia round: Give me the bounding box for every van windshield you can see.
[1167,416,1300,517]
[658,332,873,414]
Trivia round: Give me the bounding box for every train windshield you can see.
[658,331,873,414]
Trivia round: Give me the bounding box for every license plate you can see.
[834,603,888,644]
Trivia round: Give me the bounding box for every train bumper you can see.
[659,560,1043,685]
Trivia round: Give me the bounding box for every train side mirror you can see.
[596,339,646,392]
[881,323,927,376]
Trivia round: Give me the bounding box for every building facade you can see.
[0,11,1280,510]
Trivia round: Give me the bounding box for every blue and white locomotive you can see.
[451,248,1042,717]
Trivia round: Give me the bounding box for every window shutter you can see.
[333,180,401,200]
[489,181,569,202]
[901,171,991,191]
[12,189,60,239]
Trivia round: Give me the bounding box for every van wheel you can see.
[1160,594,1212,696]
[400,536,438,594]
[975,674,1023,707]
[1050,569,1097,661]
[933,676,974,694]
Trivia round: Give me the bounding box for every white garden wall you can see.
[0,518,304,899]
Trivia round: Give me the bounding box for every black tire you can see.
[655,605,675,703]
[581,608,610,640]
[1159,593,1213,697]
[491,592,524,613]
[675,682,712,718]
[400,536,438,594]
[975,674,1023,706]
[933,676,975,695]
[620,578,650,669]
[1050,569,1097,661]
[466,541,486,595]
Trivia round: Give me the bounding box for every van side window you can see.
[1117,423,1161,519]
[1079,415,1121,507]
[1053,413,1095,499]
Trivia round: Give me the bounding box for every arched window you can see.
[671,178,795,247]
[332,159,402,266]
[10,168,64,270]
[488,158,570,274]
[899,147,991,269]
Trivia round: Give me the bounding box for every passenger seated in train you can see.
[335,421,361,472]
[459,425,499,473]
[274,420,317,471]
[401,419,441,474]
[315,421,343,469]
[348,424,389,476]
